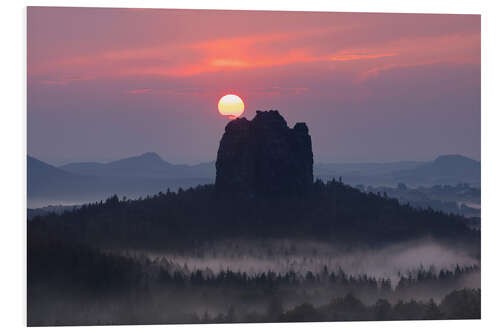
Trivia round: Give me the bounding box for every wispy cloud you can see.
[126,88,154,95]
[29,19,479,85]
[248,86,309,96]
[329,52,396,61]
[123,86,310,97]
[358,33,480,81]
[39,75,92,86]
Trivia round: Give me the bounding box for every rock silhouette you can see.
[216,110,313,196]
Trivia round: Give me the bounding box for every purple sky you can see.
[27,7,480,165]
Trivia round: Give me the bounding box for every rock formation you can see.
[216,110,313,196]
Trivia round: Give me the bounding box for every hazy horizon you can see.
[29,149,480,168]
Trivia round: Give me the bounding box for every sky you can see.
[27,7,481,165]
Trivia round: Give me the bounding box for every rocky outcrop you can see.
[216,110,313,196]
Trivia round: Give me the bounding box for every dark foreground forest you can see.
[27,179,480,325]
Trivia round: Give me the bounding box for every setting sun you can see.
[218,94,245,119]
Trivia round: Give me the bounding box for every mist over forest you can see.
[28,177,481,325]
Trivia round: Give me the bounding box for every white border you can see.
[2,0,499,332]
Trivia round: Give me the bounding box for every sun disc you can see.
[218,94,244,119]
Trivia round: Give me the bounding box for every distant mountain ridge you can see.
[28,153,479,208]
[28,155,93,198]
[29,155,73,180]
[315,160,424,177]
[60,152,214,179]
[28,153,215,208]
[392,155,480,186]
[315,155,480,187]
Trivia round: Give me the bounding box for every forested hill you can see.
[28,179,478,251]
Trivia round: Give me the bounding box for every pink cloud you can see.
[122,86,312,98]
[126,88,154,94]
[28,10,480,87]
[248,87,309,96]
[358,33,480,80]
[38,75,93,86]
[329,52,396,61]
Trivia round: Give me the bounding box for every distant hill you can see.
[28,156,95,202]
[315,155,480,187]
[28,154,214,208]
[28,155,76,182]
[60,152,215,179]
[392,155,480,186]
[314,161,424,185]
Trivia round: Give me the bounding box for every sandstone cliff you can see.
[216,110,313,196]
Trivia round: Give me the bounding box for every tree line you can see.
[28,238,480,326]
[28,179,479,251]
